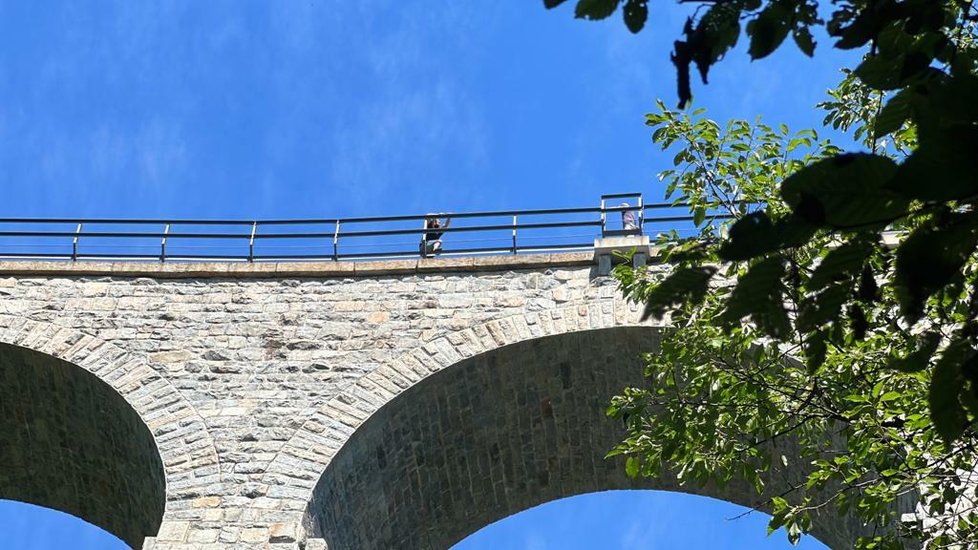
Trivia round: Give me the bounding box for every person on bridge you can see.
[421,214,451,257]
[620,202,639,233]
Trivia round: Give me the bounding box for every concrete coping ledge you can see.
[592,235,652,260]
[0,252,597,279]
[592,235,655,275]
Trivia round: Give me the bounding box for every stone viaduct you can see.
[0,251,873,549]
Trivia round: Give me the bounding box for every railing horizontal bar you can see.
[600,192,642,199]
[139,254,248,261]
[255,244,594,260]
[518,242,594,250]
[642,201,755,211]
[520,243,594,253]
[643,214,735,223]
[0,243,589,262]
[0,252,74,258]
[76,253,246,261]
[0,231,252,239]
[0,204,702,228]
[0,218,256,226]
[0,207,600,227]
[334,220,604,239]
[334,250,418,259]
[251,254,337,261]
[438,243,595,256]
[0,220,628,240]
[231,222,607,241]
[335,206,606,223]
[77,252,176,259]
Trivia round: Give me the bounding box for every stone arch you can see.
[0,315,221,548]
[261,300,641,500]
[302,325,872,549]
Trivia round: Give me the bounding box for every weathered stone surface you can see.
[0,256,878,549]
[303,327,874,550]
[0,343,165,549]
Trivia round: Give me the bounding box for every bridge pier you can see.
[592,235,652,275]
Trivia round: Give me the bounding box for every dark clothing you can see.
[421,217,449,256]
[426,220,444,241]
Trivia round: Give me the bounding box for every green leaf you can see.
[907,74,978,144]
[873,89,912,139]
[641,266,718,320]
[722,256,791,338]
[930,339,972,443]
[625,455,641,477]
[831,10,876,50]
[807,240,872,291]
[894,214,978,320]
[856,264,878,303]
[792,27,815,57]
[747,3,790,60]
[961,352,978,415]
[780,153,904,229]
[886,332,940,373]
[886,125,978,202]
[662,239,710,264]
[848,303,868,340]
[719,213,817,261]
[797,284,850,332]
[543,0,570,7]
[575,0,620,20]
[899,50,932,82]
[693,3,742,83]
[787,521,803,545]
[804,330,828,374]
[622,0,648,33]
[854,55,903,90]
[719,212,774,260]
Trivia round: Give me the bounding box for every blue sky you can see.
[0,1,855,548]
[2,491,828,550]
[455,491,827,550]
[0,1,856,219]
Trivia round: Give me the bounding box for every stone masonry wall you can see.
[0,254,880,549]
[0,254,653,548]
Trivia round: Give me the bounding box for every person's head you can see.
[620,202,630,208]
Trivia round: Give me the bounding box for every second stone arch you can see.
[301,325,874,550]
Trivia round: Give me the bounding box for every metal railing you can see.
[0,194,729,262]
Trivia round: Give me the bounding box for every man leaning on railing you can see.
[620,202,639,233]
[420,214,451,257]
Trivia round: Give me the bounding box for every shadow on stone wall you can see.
[304,327,873,550]
[0,343,166,549]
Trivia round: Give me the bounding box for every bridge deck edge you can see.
[0,253,599,279]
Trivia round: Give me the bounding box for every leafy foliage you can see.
[612,102,978,547]
[541,1,978,122]
[543,0,978,545]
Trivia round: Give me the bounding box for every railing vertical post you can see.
[332,221,340,261]
[248,222,257,262]
[511,215,518,254]
[419,217,427,259]
[160,223,170,262]
[72,223,82,261]
[637,194,644,232]
[600,197,607,236]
